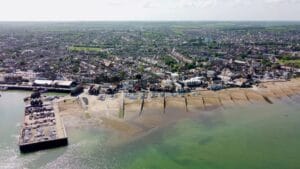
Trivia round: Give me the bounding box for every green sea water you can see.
[1,91,300,169]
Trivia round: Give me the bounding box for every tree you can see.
[185,62,197,70]
[19,60,26,66]
[262,58,272,67]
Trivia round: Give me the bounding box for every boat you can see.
[0,86,8,91]
[38,88,48,93]
[33,87,48,93]
[23,96,30,102]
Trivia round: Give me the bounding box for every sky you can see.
[0,0,299,21]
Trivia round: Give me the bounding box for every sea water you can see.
[1,91,300,169]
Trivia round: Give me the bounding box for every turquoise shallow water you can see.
[1,91,300,169]
[118,102,300,169]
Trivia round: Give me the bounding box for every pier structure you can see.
[19,94,68,153]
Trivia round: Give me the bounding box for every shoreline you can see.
[54,78,300,143]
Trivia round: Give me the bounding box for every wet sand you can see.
[56,78,300,142]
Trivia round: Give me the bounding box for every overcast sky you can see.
[0,0,299,21]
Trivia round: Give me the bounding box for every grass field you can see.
[279,59,300,68]
[68,46,103,53]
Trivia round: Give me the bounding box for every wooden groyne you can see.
[139,93,145,117]
[163,92,166,114]
[184,96,188,112]
[124,83,300,115]
[120,92,125,119]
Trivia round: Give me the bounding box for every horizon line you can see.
[0,20,300,23]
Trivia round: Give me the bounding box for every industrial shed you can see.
[53,80,77,88]
[33,80,53,87]
[33,80,77,88]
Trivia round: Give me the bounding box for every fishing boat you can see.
[23,96,30,102]
[33,87,48,93]
[0,86,8,91]
[38,88,48,93]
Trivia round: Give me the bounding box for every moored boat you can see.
[0,86,8,91]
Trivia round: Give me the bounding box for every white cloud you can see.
[0,0,299,21]
[263,0,300,3]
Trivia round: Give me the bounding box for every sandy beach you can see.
[56,78,300,141]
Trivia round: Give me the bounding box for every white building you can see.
[33,80,76,88]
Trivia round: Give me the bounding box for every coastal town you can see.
[1,22,300,153]
[1,22,300,96]
[2,0,300,166]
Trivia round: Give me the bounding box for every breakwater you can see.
[19,95,68,153]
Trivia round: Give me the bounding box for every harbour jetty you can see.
[19,92,68,153]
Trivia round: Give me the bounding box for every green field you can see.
[68,46,103,53]
[279,59,300,68]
